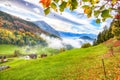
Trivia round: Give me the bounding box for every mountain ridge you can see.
[0,11,48,35]
[59,31,97,38]
[33,21,60,37]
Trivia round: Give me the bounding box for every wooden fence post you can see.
[102,58,107,78]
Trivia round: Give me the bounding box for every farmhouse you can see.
[24,54,37,60]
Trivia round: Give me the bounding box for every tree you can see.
[2,23,8,28]
[112,19,120,40]
[39,0,120,22]
[0,28,47,46]
[81,43,91,48]
[93,25,114,45]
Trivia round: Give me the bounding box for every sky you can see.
[0,0,113,36]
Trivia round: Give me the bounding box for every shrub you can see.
[60,48,66,53]
[14,50,21,57]
[81,43,91,48]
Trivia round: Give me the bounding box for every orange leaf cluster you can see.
[39,0,51,8]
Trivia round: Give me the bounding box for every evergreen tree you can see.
[112,19,120,40]
[93,25,114,45]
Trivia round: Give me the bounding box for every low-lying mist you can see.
[40,34,82,49]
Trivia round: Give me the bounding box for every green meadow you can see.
[0,44,59,56]
[1,44,119,80]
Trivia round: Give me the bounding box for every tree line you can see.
[93,18,120,45]
[0,28,47,46]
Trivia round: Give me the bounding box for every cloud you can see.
[40,34,64,49]
[40,33,94,49]
[40,34,81,49]
[33,8,40,13]
[40,33,82,49]
[62,38,81,48]
[24,0,40,6]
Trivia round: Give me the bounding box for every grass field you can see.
[0,44,59,56]
[1,44,118,80]
[0,44,19,55]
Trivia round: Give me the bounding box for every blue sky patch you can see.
[90,20,101,27]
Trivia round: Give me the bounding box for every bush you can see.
[81,43,91,48]
[14,50,21,57]
[60,48,66,53]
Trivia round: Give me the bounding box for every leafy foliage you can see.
[44,7,50,15]
[39,0,51,8]
[39,0,120,22]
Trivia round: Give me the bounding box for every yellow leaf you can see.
[112,0,117,5]
[84,7,91,14]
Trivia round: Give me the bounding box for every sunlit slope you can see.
[0,44,18,55]
[0,44,112,80]
[0,44,59,56]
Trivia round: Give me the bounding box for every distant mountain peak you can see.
[80,36,94,40]
[33,21,60,37]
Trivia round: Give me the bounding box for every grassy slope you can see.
[0,44,112,80]
[0,44,59,56]
[0,44,19,55]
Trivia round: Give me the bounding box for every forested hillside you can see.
[93,19,120,45]
[0,11,50,46]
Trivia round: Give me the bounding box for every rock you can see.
[0,66,10,71]
[41,54,47,58]
[28,54,37,59]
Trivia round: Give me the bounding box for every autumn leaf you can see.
[70,0,78,11]
[44,7,50,15]
[51,2,57,11]
[101,10,112,18]
[53,0,59,3]
[82,0,90,2]
[115,14,120,19]
[112,0,117,5]
[39,0,51,8]
[84,7,91,14]
[96,19,100,23]
[59,1,67,12]
[91,0,99,4]
[94,10,100,17]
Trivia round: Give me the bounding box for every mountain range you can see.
[59,31,96,38]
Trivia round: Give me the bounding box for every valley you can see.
[0,0,120,80]
[1,40,120,79]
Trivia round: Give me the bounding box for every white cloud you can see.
[62,38,81,48]
[24,0,40,5]
[33,8,40,13]
[40,33,94,49]
[40,34,82,48]
[40,34,64,49]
